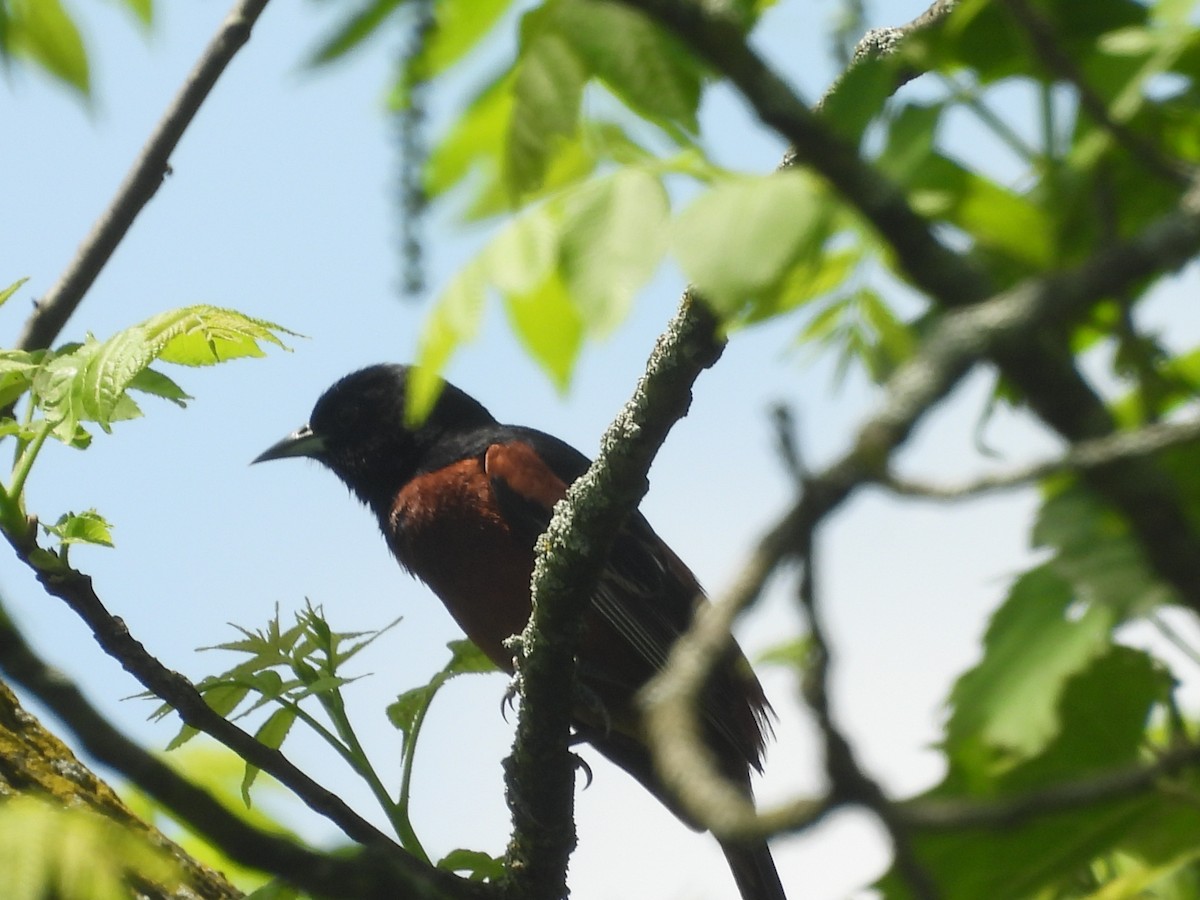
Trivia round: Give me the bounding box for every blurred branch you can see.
[884,417,1200,499]
[621,0,1200,617]
[0,674,242,900]
[643,172,1200,839]
[901,739,1200,830]
[795,541,941,900]
[16,0,272,353]
[999,0,1191,186]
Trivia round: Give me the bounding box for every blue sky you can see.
[7,2,1195,898]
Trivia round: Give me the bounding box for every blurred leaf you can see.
[818,49,901,146]
[881,647,1171,900]
[503,270,583,389]
[558,167,669,334]
[906,154,1054,269]
[555,0,702,133]
[410,258,488,422]
[117,0,153,27]
[0,277,29,308]
[1034,485,1174,616]
[0,798,179,900]
[438,848,506,882]
[7,0,90,96]
[426,72,515,200]
[421,0,515,77]
[0,349,45,409]
[944,566,1114,777]
[506,7,587,196]
[308,0,405,65]
[672,171,833,317]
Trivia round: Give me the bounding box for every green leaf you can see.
[0,277,29,309]
[0,798,179,900]
[33,306,293,440]
[117,0,153,27]
[7,0,90,96]
[557,167,669,334]
[905,154,1055,269]
[307,0,405,65]
[944,566,1114,776]
[242,707,298,805]
[0,349,45,409]
[882,647,1170,900]
[437,848,506,881]
[1034,485,1173,616]
[554,0,702,132]
[420,0,515,77]
[410,258,488,422]
[672,171,831,316]
[506,9,587,196]
[426,73,515,200]
[503,271,583,389]
[41,509,114,548]
[818,50,901,146]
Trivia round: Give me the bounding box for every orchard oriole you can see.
[254,364,786,900]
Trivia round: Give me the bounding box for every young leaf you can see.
[0,277,29,309]
[307,0,405,66]
[41,509,114,549]
[242,707,298,805]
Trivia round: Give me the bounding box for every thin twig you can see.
[796,539,941,900]
[16,0,272,352]
[902,740,1200,830]
[883,417,1200,500]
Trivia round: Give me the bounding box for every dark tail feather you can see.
[720,839,788,900]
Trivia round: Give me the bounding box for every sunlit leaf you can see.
[7,0,90,96]
[557,167,669,333]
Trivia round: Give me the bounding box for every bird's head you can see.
[253,364,496,516]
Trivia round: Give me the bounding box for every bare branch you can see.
[16,0,272,352]
[884,417,1200,500]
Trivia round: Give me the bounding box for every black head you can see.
[254,364,497,517]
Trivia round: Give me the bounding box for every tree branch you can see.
[642,172,1200,838]
[619,0,1200,618]
[0,606,485,899]
[503,296,724,899]
[16,0,272,352]
[884,417,1200,500]
[4,529,403,854]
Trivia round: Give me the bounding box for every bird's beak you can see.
[252,424,326,464]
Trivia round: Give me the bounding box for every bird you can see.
[254,363,786,900]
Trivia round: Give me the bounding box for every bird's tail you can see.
[720,838,788,900]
